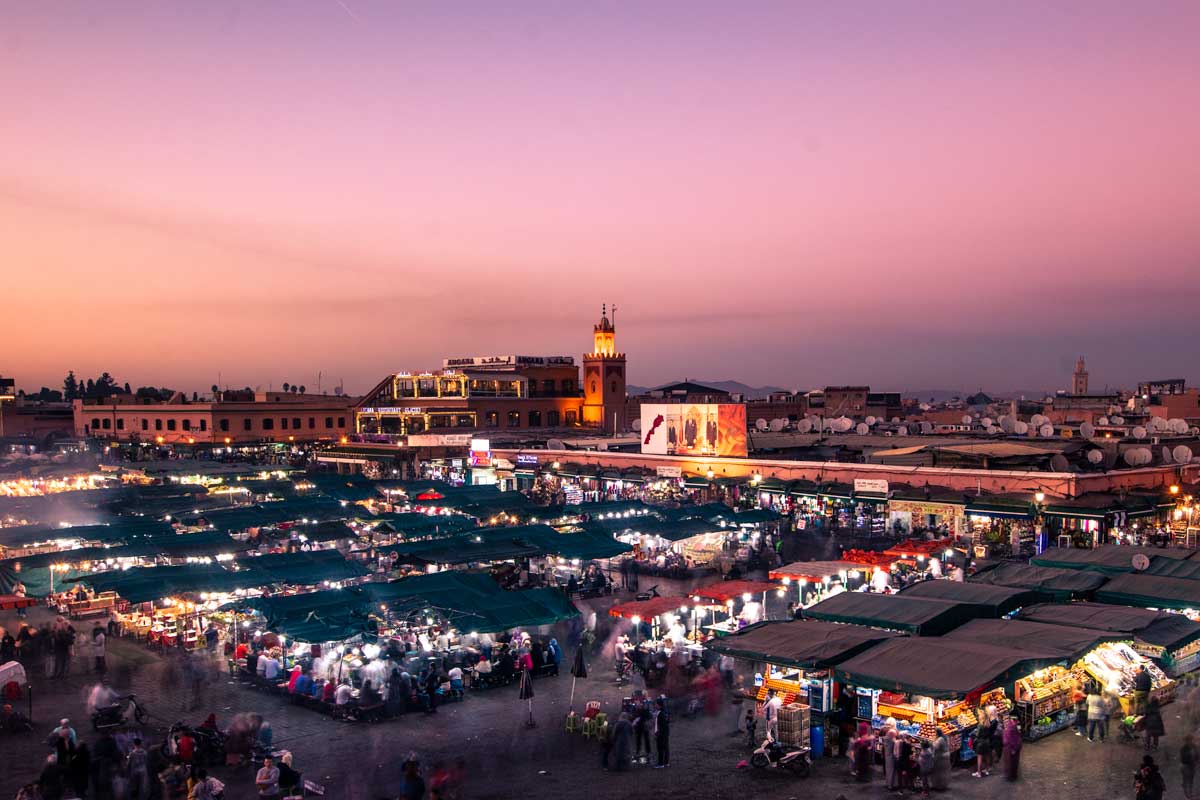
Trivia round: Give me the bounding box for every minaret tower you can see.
[582,304,627,433]
[1072,356,1089,395]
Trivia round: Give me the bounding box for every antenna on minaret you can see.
[612,304,617,326]
[602,303,606,319]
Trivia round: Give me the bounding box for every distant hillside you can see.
[628,380,791,399]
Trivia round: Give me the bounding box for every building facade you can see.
[74,391,358,445]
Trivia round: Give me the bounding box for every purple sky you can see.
[3,2,1199,395]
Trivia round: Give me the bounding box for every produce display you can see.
[1015,665,1080,720]
[1082,642,1174,699]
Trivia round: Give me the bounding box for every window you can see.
[325,417,333,429]
[507,410,521,427]
[167,419,177,431]
[292,418,302,430]
[542,379,556,394]
[141,419,148,431]
[263,418,274,431]
[243,418,252,431]
[199,420,207,432]
[91,418,100,430]
[611,381,618,394]
[562,379,575,394]
[547,410,560,427]
[485,411,499,427]
[155,419,163,431]
[101,418,111,430]
[281,418,288,430]
[337,417,345,427]
[182,419,191,431]
[528,410,542,426]
[116,419,125,430]
[219,419,229,432]
[565,410,577,425]
[308,417,315,429]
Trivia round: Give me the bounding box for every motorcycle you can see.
[91,693,148,731]
[635,584,661,602]
[750,736,811,777]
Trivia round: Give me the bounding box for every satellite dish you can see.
[1039,424,1055,437]
[961,415,973,426]
[1050,454,1070,472]
[1030,414,1045,427]
[1173,445,1193,464]
[986,425,999,435]
[1112,416,1125,425]
[797,419,813,434]
[1162,446,1174,464]
[1171,418,1189,434]
[1079,422,1095,440]
[547,438,565,450]
[1014,421,1029,435]
[1098,417,1109,426]
[919,403,931,411]
[1132,553,1151,571]
[855,423,869,435]
[865,416,877,426]
[891,417,901,424]
[769,418,786,432]
[897,425,910,436]
[1133,426,1147,440]
[630,419,642,432]
[1087,449,1104,465]
[981,417,993,427]
[919,421,933,434]
[755,418,769,432]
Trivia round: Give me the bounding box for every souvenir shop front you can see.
[887,497,966,539]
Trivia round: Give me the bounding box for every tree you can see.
[282,382,290,393]
[211,384,219,395]
[85,378,95,397]
[63,371,79,400]
[16,389,24,398]
[123,382,132,394]
[298,385,306,394]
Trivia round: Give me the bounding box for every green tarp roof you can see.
[182,498,348,531]
[898,580,1037,618]
[365,572,578,634]
[1141,558,1200,581]
[1,530,242,570]
[1095,573,1200,612]
[836,637,1059,698]
[0,520,174,548]
[1017,602,1200,651]
[942,618,1120,662]
[803,592,980,635]
[968,562,1110,601]
[706,620,902,669]
[1032,545,1197,575]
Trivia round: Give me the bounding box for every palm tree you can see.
[282,382,290,393]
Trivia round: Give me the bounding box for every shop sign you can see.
[656,466,683,478]
[854,478,889,495]
[443,355,575,368]
[359,406,406,414]
[516,454,541,465]
[408,433,473,447]
[451,459,463,467]
[469,438,492,467]
[888,499,964,517]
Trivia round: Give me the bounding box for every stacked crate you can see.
[777,703,811,748]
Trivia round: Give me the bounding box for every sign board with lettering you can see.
[516,454,541,465]
[854,479,889,495]
[407,433,473,447]
[656,466,683,478]
[442,355,575,368]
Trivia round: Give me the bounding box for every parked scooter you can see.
[91,694,147,730]
[750,736,811,777]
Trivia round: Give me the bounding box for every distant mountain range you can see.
[629,382,1057,401]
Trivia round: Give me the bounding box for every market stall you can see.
[803,592,981,636]
[770,560,875,606]
[691,579,781,634]
[1018,602,1200,678]
[1032,544,1197,575]
[968,562,1111,602]
[1094,573,1200,617]
[706,619,902,713]
[898,581,1038,618]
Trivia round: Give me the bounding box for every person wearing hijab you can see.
[854,721,874,782]
[1002,716,1023,780]
[932,729,952,791]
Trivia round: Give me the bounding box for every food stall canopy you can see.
[241,549,369,585]
[707,619,903,669]
[968,562,1110,601]
[659,503,731,523]
[898,581,1038,618]
[1094,573,1200,612]
[803,592,979,635]
[1140,557,1200,581]
[770,560,873,582]
[302,521,359,543]
[708,507,782,525]
[364,512,477,537]
[1017,602,1200,651]
[525,527,632,561]
[300,473,381,503]
[1032,545,1197,575]
[943,618,1122,661]
[609,595,689,620]
[72,563,251,603]
[0,520,175,548]
[639,518,727,542]
[183,499,348,532]
[1,530,242,570]
[366,572,579,634]
[836,637,1059,698]
[964,498,1034,519]
[693,579,781,604]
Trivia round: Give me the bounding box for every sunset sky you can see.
[4,2,1199,396]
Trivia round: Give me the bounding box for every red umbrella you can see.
[416,490,444,501]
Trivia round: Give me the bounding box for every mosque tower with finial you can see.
[582,304,627,433]
[1072,356,1089,395]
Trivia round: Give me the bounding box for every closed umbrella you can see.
[568,646,588,713]
[518,665,536,728]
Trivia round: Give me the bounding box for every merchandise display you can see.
[1081,641,1176,711]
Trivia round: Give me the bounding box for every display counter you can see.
[1014,664,1082,740]
[1081,641,1176,713]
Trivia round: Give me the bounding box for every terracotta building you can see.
[74,390,359,445]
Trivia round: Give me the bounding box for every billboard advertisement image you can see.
[640,403,748,458]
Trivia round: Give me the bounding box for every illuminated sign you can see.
[442,355,575,368]
[639,403,748,458]
[656,466,683,478]
[854,479,889,495]
[516,454,541,465]
[469,438,492,467]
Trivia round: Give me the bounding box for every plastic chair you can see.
[582,717,599,738]
[565,714,580,733]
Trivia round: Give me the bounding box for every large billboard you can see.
[640,403,748,458]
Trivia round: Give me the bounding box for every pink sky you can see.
[3,2,1199,395]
